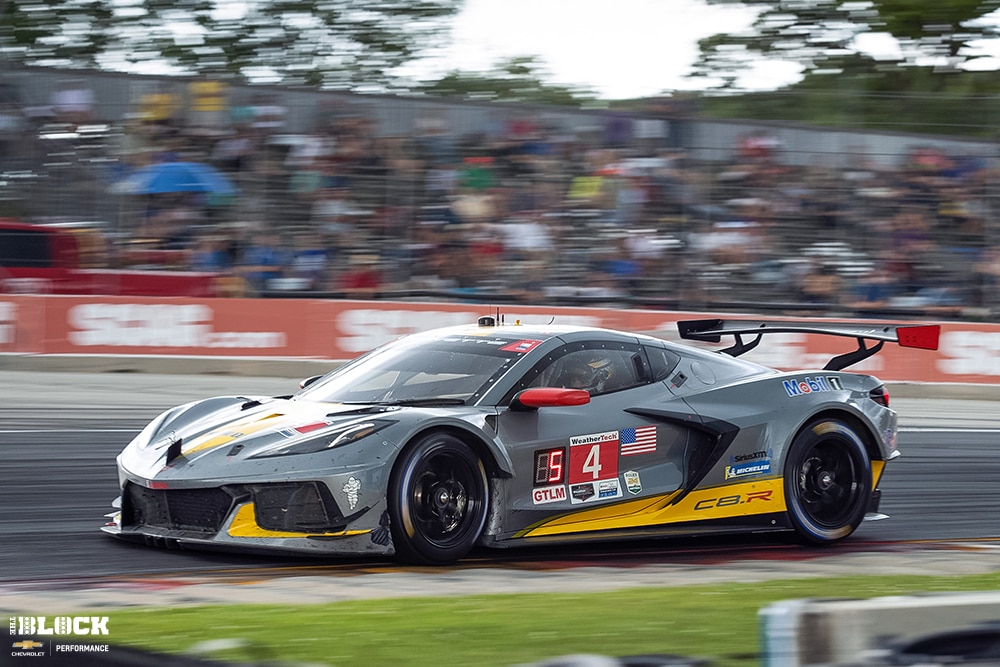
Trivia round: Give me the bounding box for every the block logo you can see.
[9,616,109,636]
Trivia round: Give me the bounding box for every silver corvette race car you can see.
[104,317,939,564]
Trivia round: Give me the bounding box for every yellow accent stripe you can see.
[872,459,886,488]
[226,503,370,539]
[184,413,286,455]
[519,478,786,538]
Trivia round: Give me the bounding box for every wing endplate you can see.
[896,324,940,350]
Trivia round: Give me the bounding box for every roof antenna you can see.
[479,306,500,328]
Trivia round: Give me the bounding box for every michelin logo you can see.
[725,460,772,479]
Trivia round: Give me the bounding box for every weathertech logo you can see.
[9,616,109,636]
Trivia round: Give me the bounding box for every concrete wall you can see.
[760,592,1000,666]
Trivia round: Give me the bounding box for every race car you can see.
[103,316,940,564]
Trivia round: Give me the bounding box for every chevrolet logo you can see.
[13,640,43,649]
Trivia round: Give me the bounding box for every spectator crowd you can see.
[1,76,999,321]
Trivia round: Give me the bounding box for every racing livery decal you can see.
[533,485,567,505]
[620,425,657,456]
[725,460,772,479]
[569,480,622,505]
[569,431,620,484]
[725,449,773,479]
[279,418,337,436]
[343,476,362,510]
[624,470,642,494]
[570,483,596,503]
[783,375,843,397]
[598,479,621,499]
[519,478,785,538]
[500,339,543,353]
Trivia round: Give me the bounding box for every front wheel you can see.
[784,418,872,544]
[388,433,488,564]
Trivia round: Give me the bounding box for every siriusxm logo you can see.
[783,376,843,397]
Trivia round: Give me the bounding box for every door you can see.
[493,341,693,537]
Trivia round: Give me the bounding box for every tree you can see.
[689,0,1000,91]
[0,0,463,90]
[875,0,997,64]
[415,56,598,105]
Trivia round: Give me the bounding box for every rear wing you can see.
[677,319,940,371]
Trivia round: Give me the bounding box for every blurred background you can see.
[2,0,999,320]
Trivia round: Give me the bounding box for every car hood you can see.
[118,395,407,480]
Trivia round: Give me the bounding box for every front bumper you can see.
[102,479,394,556]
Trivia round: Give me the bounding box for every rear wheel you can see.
[784,418,871,544]
[388,433,488,564]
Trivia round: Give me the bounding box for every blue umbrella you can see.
[115,161,236,196]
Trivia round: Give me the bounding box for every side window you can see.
[645,345,681,382]
[522,342,647,397]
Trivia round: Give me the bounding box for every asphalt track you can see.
[2,370,1000,612]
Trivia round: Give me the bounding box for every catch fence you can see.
[1,66,998,319]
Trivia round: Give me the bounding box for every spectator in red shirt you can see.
[337,253,383,298]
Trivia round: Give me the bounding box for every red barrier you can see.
[1,295,997,384]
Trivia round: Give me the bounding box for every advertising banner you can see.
[1,295,998,384]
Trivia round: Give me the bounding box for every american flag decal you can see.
[620,425,657,456]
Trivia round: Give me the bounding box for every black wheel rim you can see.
[408,450,482,547]
[795,439,864,528]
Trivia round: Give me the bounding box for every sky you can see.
[160,0,1000,100]
[152,0,1000,99]
[402,0,801,99]
[410,0,1000,99]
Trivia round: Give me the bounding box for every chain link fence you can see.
[1,67,998,320]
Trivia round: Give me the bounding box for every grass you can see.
[92,573,1000,667]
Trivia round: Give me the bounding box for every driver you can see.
[556,354,615,393]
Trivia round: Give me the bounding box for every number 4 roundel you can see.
[569,437,619,484]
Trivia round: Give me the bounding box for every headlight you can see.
[249,419,395,458]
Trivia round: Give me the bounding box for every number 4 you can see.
[582,444,602,479]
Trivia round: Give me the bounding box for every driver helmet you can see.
[561,355,615,393]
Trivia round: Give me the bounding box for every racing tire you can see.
[388,432,488,565]
[784,418,872,544]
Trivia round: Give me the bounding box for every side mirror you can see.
[509,387,590,411]
[299,375,323,389]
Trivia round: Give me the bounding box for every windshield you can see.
[295,333,535,405]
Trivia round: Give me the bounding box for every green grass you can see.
[99,574,1000,667]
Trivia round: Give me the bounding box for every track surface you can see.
[2,371,1000,583]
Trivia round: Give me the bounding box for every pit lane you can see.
[2,370,999,596]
